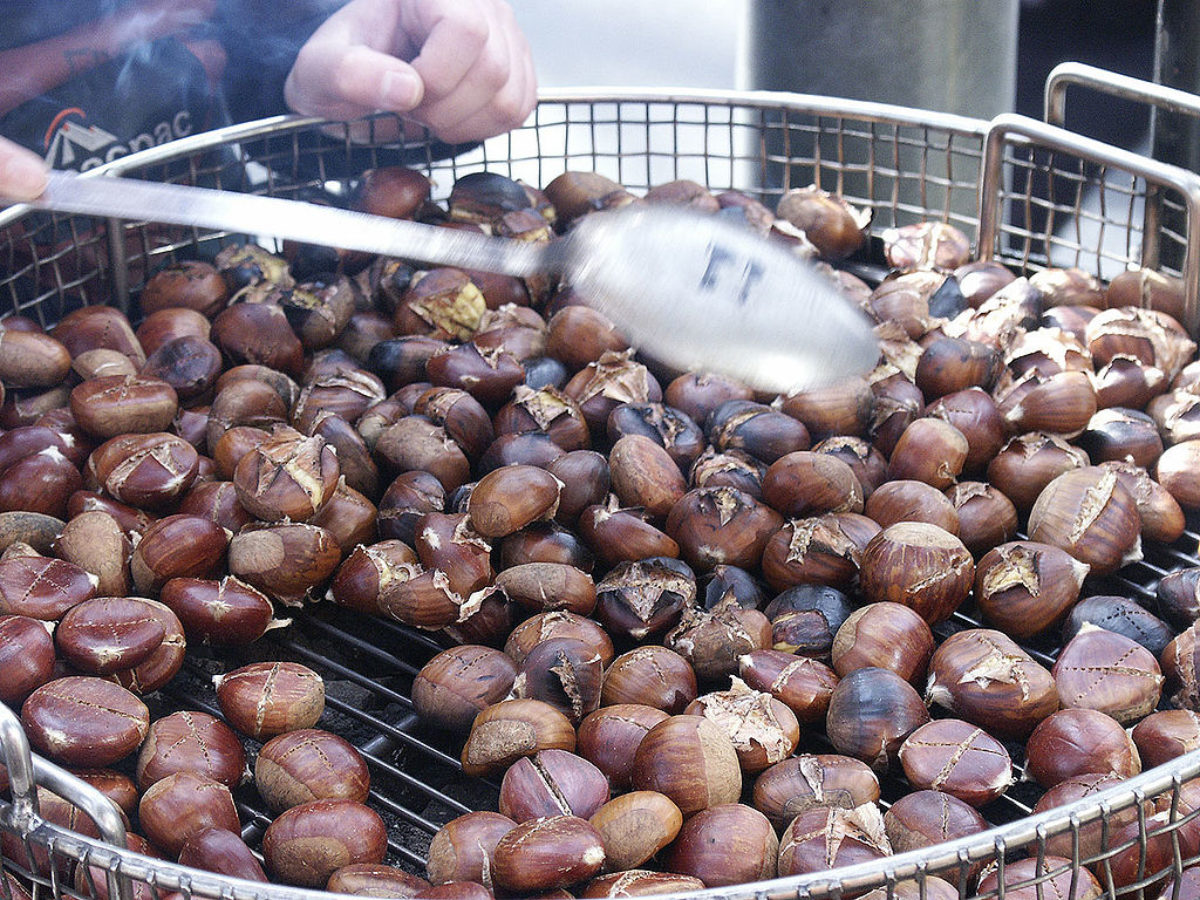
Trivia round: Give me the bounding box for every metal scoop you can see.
[24,171,880,393]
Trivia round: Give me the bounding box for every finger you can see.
[0,142,49,203]
[407,2,537,143]
[286,41,424,122]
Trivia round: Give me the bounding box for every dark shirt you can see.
[0,1,328,172]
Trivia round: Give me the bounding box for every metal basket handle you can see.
[0,702,130,900]
[1043,61,1200,132]
[977,112,1200,335]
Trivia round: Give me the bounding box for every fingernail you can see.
[380,69,421,110]
[1,153,49,202]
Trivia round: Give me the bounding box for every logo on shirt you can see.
[42,107,194,172]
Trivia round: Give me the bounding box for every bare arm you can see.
[0,137,50,202]
[0,0,217,118]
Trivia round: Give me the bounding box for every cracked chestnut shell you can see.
[233,428,340,522]
[737,649,838,723]
[684,677,800,773]
[600,645,697,713]
[973,540,1090,640]
[1027,465,1143,576]
[215,660,325,740]
[513,636,604,724]
[498,748,609,823]
[255,728,371,813]
[593,555,694,642]
[751,754,880,830]
[663,599,771,683]
[925,628,1058,740]
[776,804,891,881]
[666,485,783,573]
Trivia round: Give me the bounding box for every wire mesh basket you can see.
[3,79,1200,900]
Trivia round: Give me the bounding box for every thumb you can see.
[287,44,425,121]
[0,143,49,203]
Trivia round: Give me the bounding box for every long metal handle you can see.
[978,112,1200,335]
[1044,61,1200,129]
[0,702,130,900]
[25,171,552,280]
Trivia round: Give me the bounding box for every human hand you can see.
[283,0,537,145]
[0,137,49,203]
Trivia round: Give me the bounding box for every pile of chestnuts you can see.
[2,165,1200,900]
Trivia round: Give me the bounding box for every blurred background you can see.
[511,0,1159,153]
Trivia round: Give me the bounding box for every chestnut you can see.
[54,596,166,675]
[665,485,783,573]
[491,815,605,894]
[665,803,778,888]
[751,754,880,831]
[830,602,934,684]
[130,513,229,595]
[426,811,517,887]
[897,717,1013,807]
[738,649,838,723]
[504,610,613,667]
[944,480,1018,555]
[761,450,863,518]
[494,562,596,617]
[1132,709,1200,768]
[1024,707,1142,788]
[705,398,810,464]
[215,660,325,740]
[607,401,705,470]
[600,645,697,713]
[138,771,241,858]
[607,433,686,519]
[976,855,1103,900]
[760,513,878,593]
[0,614,55,705]
[886,417,969,489]
[254,727,370,813]
[498,748,609,822]
[158,575,278,646]
[21,675,150,767]
[467,463,562,538]
[926,387,1006,473]
[576,704,669,791]
[986,431,1089,513]
[973,540,1090,640]
[459,698,575,778]
[593,556,694,642]
[662,600,771,683]
[824,666,929,772]
[588,790,681,873]
[925,628,1058,740]
[1027,465,1142,576]
[177,827,267,882]
[512,636,604,724]
[776,804,891,883]
[1052,625,1163,724]
[780,376,873,441]
[543,304,629,373]
[684,678,801,772]
[412,644,517,733]
[857,522,973,625]
[1063,593,1174,658]
[135,709,246,791]
[324,863,428,897]
[862,479,959,533]
[882,790,987,876]
[630,714,741,815]
[261,798,387,888]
